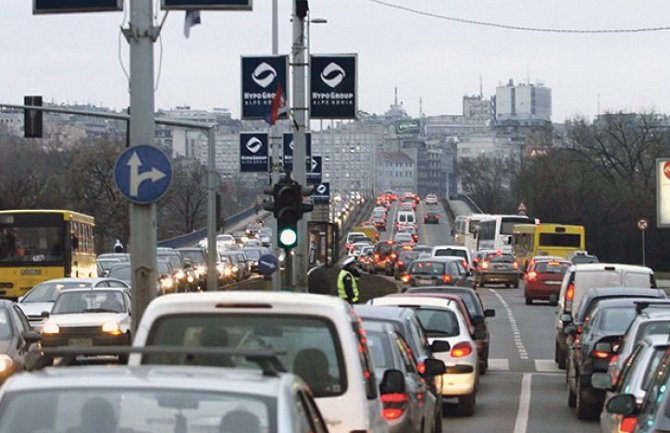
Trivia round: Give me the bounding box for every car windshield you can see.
[600,307,637,333]
[366,330,393,370]
[572,255,598,264]
[0,309,12,340]
[157,253,183,269]
[395,234,412,242]
[399,251,420,262]
[243,250,260,260]
[108,266,131,281]
[179,250,205,264]
[410,261,446,275]
[52,290,126,314]
[0,389,275,433]
[22,281,92,303]
[535,261,571,274]
[144,314,346,398]
[413,308,460,337]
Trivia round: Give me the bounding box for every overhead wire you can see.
[366,0,670,34]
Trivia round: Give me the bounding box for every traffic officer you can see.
[337,256,360,304]
[113,239,124,253]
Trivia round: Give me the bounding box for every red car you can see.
[523,258,571,305]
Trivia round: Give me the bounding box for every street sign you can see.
[282,132,311,171]
[241,56,288,119]
[517,202,528,215]
[313,182,330,204]
[307,156,322,185]
[240,133,269,173]
[638,218,649,231]
[162,0,252,10]
[258,254,279,275]
[34,0,122,14]
[310,54,358,119]
[114,145,173,204]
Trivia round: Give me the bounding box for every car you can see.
[472,250,519,288]
[400,258,471,289]
[96,252,130,262]
[393,232,414,245]
[40,288,133,350]
[363,320,444,433]
[423,211,440,224]
[177,247,209,290]
[95,257,122,276]
[0,356,329,433]
[349,241,374,258]
[565,298,644,419]
[372,241,395,273]
[369,295,483,416]
[107,260,177,295]
[568,250,600,264]
[523,258,571,305]
[594,334,669,433]
[245,222,263,237]
[241,248,264,273]
[553,263,657,371]
[228,250,251,279]
[258,227,272,246]
[357,246,376,272]
[216,255,237,284]
[405,286,495,374]
[397,225,419,243]
[216,233,236,252]
[396,210,417,231]
[0,300,40,384]
[345,231,367,251]
[394,249,422,279]
[430,245,472,270]
[131,292,389,433]
[156,248,195,291]
[231,230,249,244]
[424,194,438,205]
[17,277,131,328]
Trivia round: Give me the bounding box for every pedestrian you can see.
[113,239,124,253]
[337,256,360,304]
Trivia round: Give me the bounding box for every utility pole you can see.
[291,0,308,291]
[269,0,281,290]
[126,0,157,327]
[207,127,218,291]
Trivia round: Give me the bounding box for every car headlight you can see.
[175,270,186,280]
[224,267,232,276]
[41,322,60,335]
[0,355,13,374]
[161,277,174,289]
[196,265,206,275]
[187,275,194,283]
[232,266,239,273]
[102,321,122,336]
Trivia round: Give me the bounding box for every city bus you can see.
[0,210,96,299]
[476,214,537,254]
[512,223,586,270]
[452,213,490,254]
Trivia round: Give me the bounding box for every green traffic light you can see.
[279,228,298,248]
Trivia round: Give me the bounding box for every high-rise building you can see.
[494,79,552,122]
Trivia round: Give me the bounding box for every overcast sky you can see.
[3,0,670,122]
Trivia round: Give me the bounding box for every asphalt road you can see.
[374,199,600,433]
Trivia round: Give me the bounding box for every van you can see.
[396,210,416,228]
[431,245,473,269]
[553,263,657,369]
[131,292,389,433]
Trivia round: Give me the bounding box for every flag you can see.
[265,83,287,126]
[184,9,201,38]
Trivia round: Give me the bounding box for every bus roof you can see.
[0,209,95,224]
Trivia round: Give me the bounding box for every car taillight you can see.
[451,342,473,358]
[390,253,397,260]
[401,274,411,283]
[417,362,426,374]
[565,283,575,310]
[462,260,468,269]
[619,416,637,433]
[397,260,404,266]
[526,271,537,281]
[381,392,409,420]
[576,325,583,334]
[513,261,519,270]
[441,274,452,283]
[481,261,489,270]
[593,350,611,359]
[374,254,380,261]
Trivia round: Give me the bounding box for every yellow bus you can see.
[0,210,96,298]
[512,223,585,270]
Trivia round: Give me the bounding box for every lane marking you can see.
[490,289,529,359]
[488,358,509,371]
[513,373,532,433]
[534,359,561,373]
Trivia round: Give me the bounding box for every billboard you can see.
[395,119,420,135]
[313,182,330,204]
[307,156,322,185]
[33,0,122,13]
[162,0,251,10]
[310,54,357,119]
[240,133,268,173]
[241,55,288,119]
[657,158,670,227]
[282,132,312,171]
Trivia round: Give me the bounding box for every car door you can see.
[11,305,37,368]
[394,331,432,433]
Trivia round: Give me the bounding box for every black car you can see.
[0,300,40,384]
[401,258,471,288]
[423,211,440,224]
[566,298,644,419]
[177,247,209,290]
[394,250,422,280]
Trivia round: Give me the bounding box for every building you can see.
[375,151,415,194]
[494,80,552,123]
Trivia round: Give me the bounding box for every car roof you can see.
[584,287,664,298]
[57,287,128,294]
[591,297,663,310]
[412,257,463,263]
[354,305,417,322]
[1,365,292,396]
[36,277,123,285]
[371,295,457,310]
[361,320,396,333]
[570,263,653,273]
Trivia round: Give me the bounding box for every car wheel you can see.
[513,278,520,288]
[554,341,559,363]
[434,410,442,433]
[525,297,532,305]
[576,377,600,420]
[505,282,511,288]
[557,346,566,369]
[457,392,476,416]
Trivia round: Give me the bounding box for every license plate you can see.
[546,280,561,285]
[68,338,92,346]
[416,277,433,285]
[494,265,508,270]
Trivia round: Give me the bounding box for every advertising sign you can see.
[313,182,330,204]
[307,156,322,185]
[241,55,288,119]
[657,158,670,227]
[34,0,122,14]
[240,133,268,173]
[310,54,357,119]
[395,119,420,135]
[282,132,312,171]
[308,222,337,267]
[162,0,251,10]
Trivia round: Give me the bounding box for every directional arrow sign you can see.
[114,145,173,204]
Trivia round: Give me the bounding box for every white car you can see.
[393,232,414,245]
[131,292,390,433]
[369,295,481,416]
[349,241,374,257]
[430,245,473,269]
[424,194,438,205]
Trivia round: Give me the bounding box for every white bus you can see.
[452,213,490,254]
[476,214,537,253]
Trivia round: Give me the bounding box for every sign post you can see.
[637,217,648,267]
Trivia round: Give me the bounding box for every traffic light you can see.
[263,176,314,250]
[24,96,43,138]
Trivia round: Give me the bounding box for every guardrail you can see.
[453,193,484,214]
[157,207,258,249]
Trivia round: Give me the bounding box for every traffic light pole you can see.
[270,3,281,291]
[292,1,308,291]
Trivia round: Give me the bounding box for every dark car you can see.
[372,241,394,273]
[394,250,422,280]
[0,301,41,384]
[385,243,415,275]
[177,247,209,290]
[423,211,440,224]
[566,298,644,419]
[400,258,471,289]
[405,286,495,374]
[156,248,194,291]
[472,250,519,288]
[567,251,599,264]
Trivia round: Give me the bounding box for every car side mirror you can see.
[560,313,573,324]
[591,372,613,390]
[606,394,637,416]
[22,330,41,345]
[548,294,559,307]
[379,369,405,395]
[563,324,577,336]
[471,315,485,326]
[473,329,487,340]
[429,340,451,353]
[422,358,446,376]
[484,309,495,318]
[40,311,50,319]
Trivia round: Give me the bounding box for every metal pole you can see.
[272,0,278,54]
[270,0,281,291]
[207,127,218,291]
[292,1,308,291]
[128,0,157,330]
[642,230,646,267]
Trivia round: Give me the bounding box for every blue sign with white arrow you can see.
[114,145,173,204]
[258,254,280,275]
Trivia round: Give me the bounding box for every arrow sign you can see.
[114,145,173,204]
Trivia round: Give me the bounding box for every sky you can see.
[3,0,670,122]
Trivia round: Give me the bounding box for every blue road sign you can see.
[114,145,173,204]
[314,182,330,204]
[34,0,122,14]
[258,254,279,275]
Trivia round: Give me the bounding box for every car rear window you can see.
[601,308,637,334]
[635,320,670,342]
[534,261,570,274]
[413,308,460,337]
[144,314,347,398]
[366,330,394,370]
[376,244,392,255]
[435,249,467,260]
[409,261,446,275]
[486,253,514,263]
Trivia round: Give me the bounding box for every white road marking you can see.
[490,289,529,359]
[513,373,532,433]
[534,359,561,373]
[488,358,510,371]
